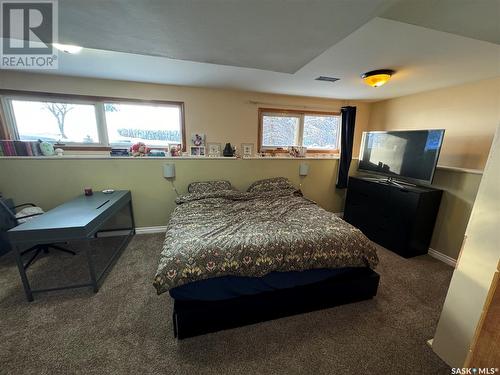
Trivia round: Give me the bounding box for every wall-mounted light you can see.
[298,163,309,191]
[53,43,83,54]
[163,164,179,196]
[299,163,309,177]
[361,69,395,88]
[163,164,175,179]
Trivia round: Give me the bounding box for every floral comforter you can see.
[153,188,379,295]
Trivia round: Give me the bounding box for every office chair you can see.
[0,199,76,269]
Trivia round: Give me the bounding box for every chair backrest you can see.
[0,199,18,230]
[0,199,16,255]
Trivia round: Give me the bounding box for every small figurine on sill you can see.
[288,147,300,158]
[288,146,307,158]
[130,142,148,157]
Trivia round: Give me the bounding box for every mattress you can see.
[169,267,354,301]
[154,186,378,295]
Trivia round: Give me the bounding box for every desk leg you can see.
[85,241,99,293]
[129,199,136,235]
[14,245,33,302]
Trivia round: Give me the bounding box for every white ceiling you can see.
[381,0,500,45]
[2,0,500,100]
[58,0,395,73]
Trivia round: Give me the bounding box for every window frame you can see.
[258,107,341,154]
[0,90,186,151]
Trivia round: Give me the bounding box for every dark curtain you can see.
[336,106,356,189]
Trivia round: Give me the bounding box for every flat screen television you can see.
[358,129,445,185]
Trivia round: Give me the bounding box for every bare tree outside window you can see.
[303,115,340,149]
[104,103,118,112]
[262,115,300,147]
[8,97,182,145]
[43,103,74,139]
[260,110,340,151]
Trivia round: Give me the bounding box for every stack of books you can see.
[0,140,42,156]
[110,148,130,156]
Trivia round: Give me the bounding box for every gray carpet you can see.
[0,234,452,374]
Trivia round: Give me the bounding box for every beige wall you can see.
[0,72,372,155]
[432,125,500,368]
[368,77,500,260]
[369,77,500,170]
[0,72,369,232]
[430,169,482,259]
[0,158,345,228]
[2,72,497,261]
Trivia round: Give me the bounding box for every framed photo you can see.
[169,144,182,157]
[190,146,206,157]
[207,142,222,157]
[241,143,254,158]
[191,133,206,146]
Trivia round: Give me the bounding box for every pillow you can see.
[15,206,44,224]
[247,177,295,193]
[188,180,232,194]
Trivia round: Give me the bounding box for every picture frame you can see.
[207,143,222,157]
[241,143,254,158]
[191,133,206,147]
[190,146,206,157]
[169,144,182,157]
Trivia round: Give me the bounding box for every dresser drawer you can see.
[344,176,442,258]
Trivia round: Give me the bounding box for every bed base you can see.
[172,267,380,339]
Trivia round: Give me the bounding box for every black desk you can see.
[8,190,135,301]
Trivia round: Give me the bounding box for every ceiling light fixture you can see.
[361,69,394,88]
[53,43,83,54]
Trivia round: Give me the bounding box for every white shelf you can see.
[0,156,484,173]
[435,165,483,175]
[0,155,339,160]
[0,155,236,160]
[241,156,340,160]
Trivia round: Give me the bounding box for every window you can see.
[261,114,301,147]
[104,102,183,148]
[9,99,99,144]
[259,108,340,153]
[1,92,185,149]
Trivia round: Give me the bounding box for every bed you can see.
[154,178,380,339]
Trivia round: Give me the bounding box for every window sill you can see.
[57,145,112,151]
[259,149,340,155]
[242,155,340,159]
[0,155,342,160]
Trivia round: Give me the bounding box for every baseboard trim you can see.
[428,248,457,268]
[135,226,167,234]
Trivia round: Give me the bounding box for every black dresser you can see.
[344,176,443,258]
